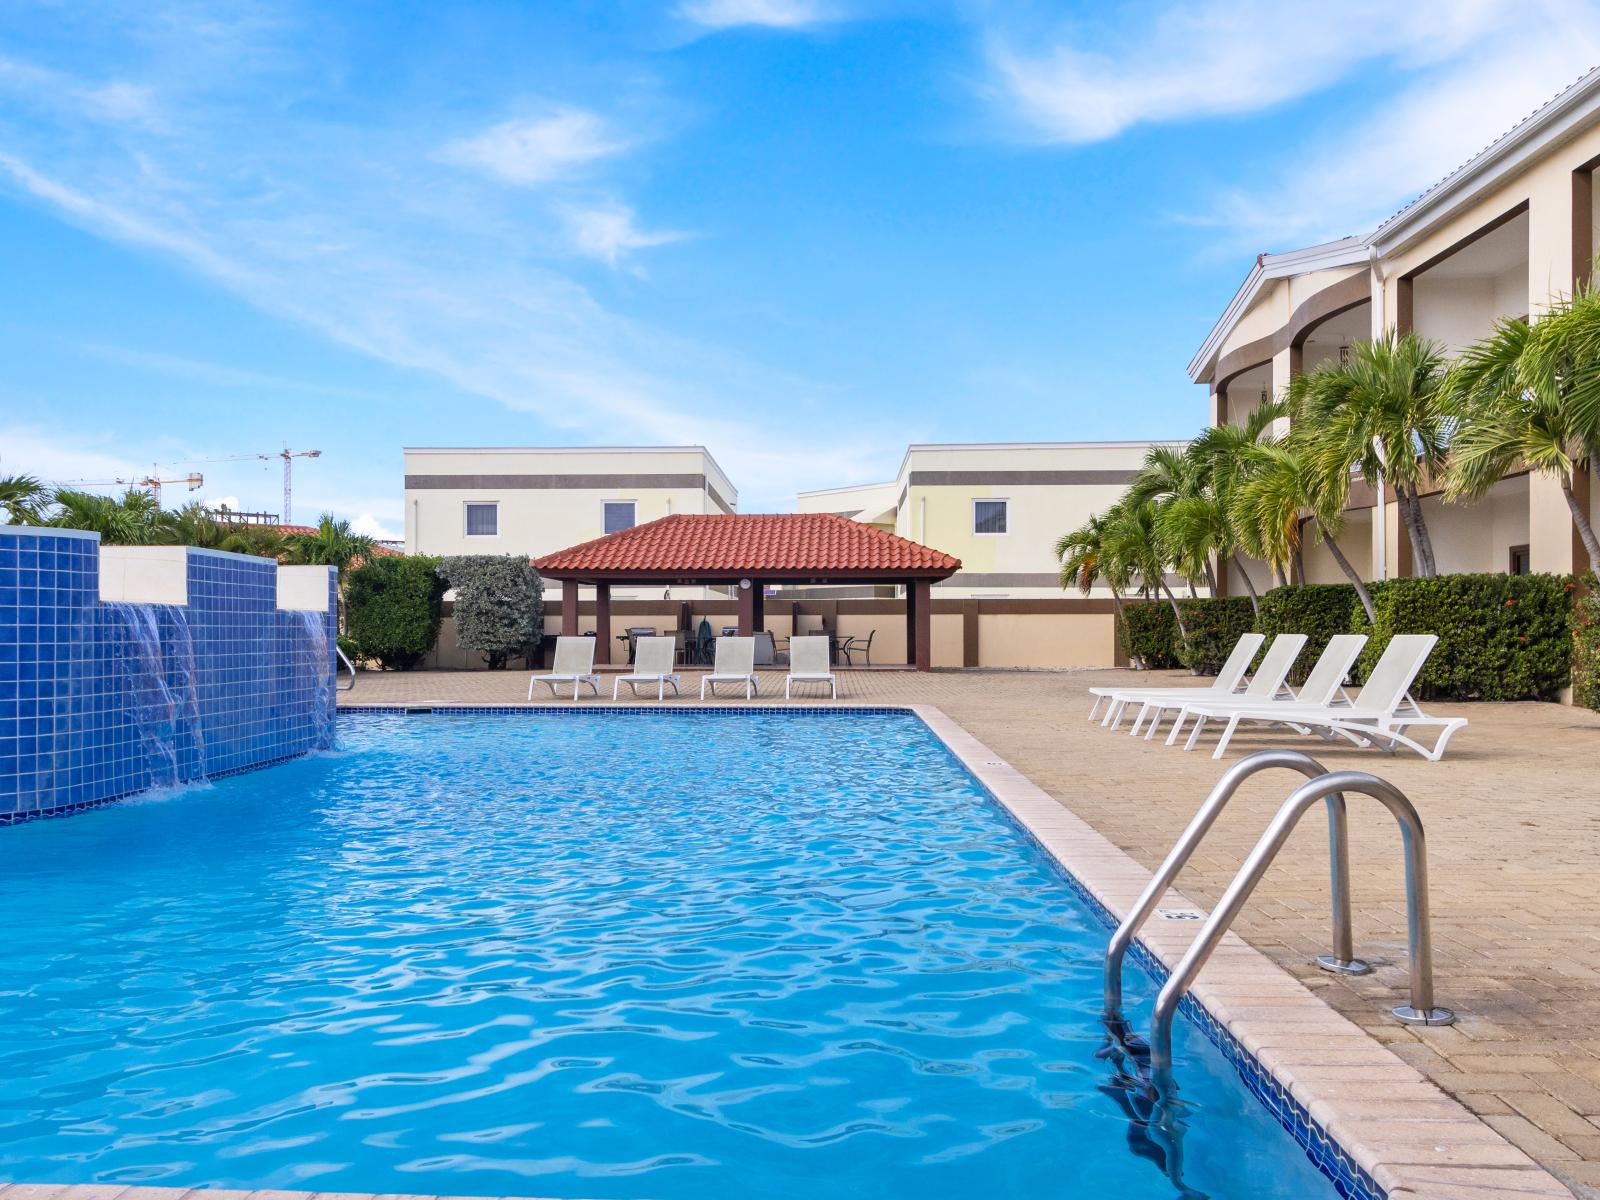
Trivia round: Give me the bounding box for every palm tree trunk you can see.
[1559,468,1600,574]
[1293,545,1307,587]
[1230,552,1260,618]
[1398,487,1438,577]
[1159,578,1189,646]
[1185,578,1198,598]
[1272,563,1288,589]
[1316,521,1376,621]
[1203,557,1218,597]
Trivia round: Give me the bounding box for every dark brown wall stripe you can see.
[906,470,1133,487]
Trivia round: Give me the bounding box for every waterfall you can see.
[104,602,204,789]
[294,609,336,750]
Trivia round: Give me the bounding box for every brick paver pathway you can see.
[343,666,1600,1196]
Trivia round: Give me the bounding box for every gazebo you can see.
[531,513,961,670]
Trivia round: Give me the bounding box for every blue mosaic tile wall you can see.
[0,527,336,822]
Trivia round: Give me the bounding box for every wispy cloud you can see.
[0,14,899,509]
[558,201,689,268]
[979,0,1600,253]
[439,108,628,186]
[677,0,838,31]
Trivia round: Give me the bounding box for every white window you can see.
[973,498,1008,535]
[603,500,636,535]
[464,502,499,537]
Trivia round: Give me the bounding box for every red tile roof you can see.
[532,513,961,580]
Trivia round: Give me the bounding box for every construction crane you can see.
[61,471,204,507]
[159,446,324,524]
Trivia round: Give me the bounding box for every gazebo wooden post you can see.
[911,579,932,671]
[562,582,581,637]
[751,583,765,634]
[593,582,611,665]
[736,581,756,636]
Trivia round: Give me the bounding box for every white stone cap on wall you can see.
[99,546,190,605]
[277,564,335,611]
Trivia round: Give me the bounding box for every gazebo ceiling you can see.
[531,513,961,584]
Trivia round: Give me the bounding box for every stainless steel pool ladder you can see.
[336,645,357,691]
[1102,751,1455,1070]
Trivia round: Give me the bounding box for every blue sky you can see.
[3,1,1599,533]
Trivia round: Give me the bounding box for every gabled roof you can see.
[532,513,961,581]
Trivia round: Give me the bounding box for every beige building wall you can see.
[404,446,738,600]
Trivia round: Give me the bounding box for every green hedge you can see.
[1257,584,1362,684]
[1574,576,1600,711]
[1120,601,1181,669]
[1176,596,1255,674]
[345,555,446,670]
[1349,573,1574,701]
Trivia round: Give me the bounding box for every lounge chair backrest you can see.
[1240,634,1307,697]
[551,636,595,675]
[790,635,830,676]
[1211,632,1266,691]
[1297,634,1369,705]
[713,636,755,676]
[1352,634,1438,711]
[633,636,676,675]
[754,630,777,666]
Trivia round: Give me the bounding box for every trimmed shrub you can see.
[344,555,446,670]
[1256,584,1362,684]
[1349,573,1574,701]
[439,555,544,670]
[1176,596,1256,674]
[1574,576,1600,712]
[1119,601,1181,669]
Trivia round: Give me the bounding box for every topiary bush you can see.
[1349,573,1574,701]
[1256,584,1362,684]
[1119,601,1180,669]
[439,555,544,670]
[1176,596,1256,674]
[1573,576,1600,712]
[344,555,446,670]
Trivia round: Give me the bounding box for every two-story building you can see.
[1190,66,1600,591]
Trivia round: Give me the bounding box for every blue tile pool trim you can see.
[335,704,1385,1200]
[0,527,337,823]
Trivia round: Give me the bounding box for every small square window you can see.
[604,501,636,535]
[1509,544,1530,576]
[973,499,1008,535]
[465,502,498,537]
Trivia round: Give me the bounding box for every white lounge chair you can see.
[528,635,601,701]
[1131,633,1306,739]
[701,636,758,700]
[784,635,836,699]
[1087,632,1264,729]
[1165,633,1368,752]
[1178,633,1465,761]
[612,636,681,701]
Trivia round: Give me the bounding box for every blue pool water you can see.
[0,712,1344,1199]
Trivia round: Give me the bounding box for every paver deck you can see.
[341,665,1600,1197]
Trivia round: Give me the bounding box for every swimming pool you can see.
[0,710,1349,1199]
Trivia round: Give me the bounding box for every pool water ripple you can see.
[0,711,1341,1199]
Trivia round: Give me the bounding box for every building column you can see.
[910,580,931,671]
[593,583,611,664]
[736,581,755,636]
[561,583,580,637]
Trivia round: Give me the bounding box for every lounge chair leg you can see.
[1165,712,1186,747]
[1143,707,1163,740]
[1088,696,1104,721]
[1210,714,1241,759]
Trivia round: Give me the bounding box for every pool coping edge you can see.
[907,702,1574,1200]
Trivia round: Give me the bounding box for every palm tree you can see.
[167,502,230,550]
[1103,497,1189,649]
[284,513,376,627]
[1057,510,1129,617]
[219,522,290,560]
[1292,332,1451,577]
[1126,445,1210,595]
[1232,441,1376,620]
[1444,302,1600,573]
[0,474,49,524]
[48,488,175,545]
[1184,399,1285,615]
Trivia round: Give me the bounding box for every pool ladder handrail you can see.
[336,644,357,691]
[1104,748,1369,1018]
[1147,769,1455,1069]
